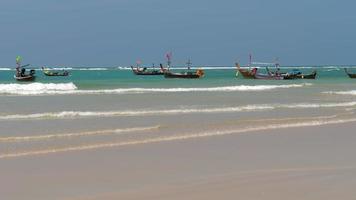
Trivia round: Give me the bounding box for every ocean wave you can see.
[0,68,12,71]
[323,90,356,96]
[1,101,354,120]
[0,83,312,95]
[51,67,73,70]
[76,68,108,71]
[0,83,77,95]
[0,105,275,120]
[1,117,356,159]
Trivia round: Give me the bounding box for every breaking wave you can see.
[0,83,311,95]
[324,90,356,96]
[0,83,77,95]
[76,68,108,71]
[1,101,355,120]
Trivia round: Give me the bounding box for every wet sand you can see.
[1,121,356,200]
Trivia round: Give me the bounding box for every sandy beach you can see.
[2,121,356,200]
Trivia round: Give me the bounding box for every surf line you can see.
[1,118,356,159]
[1,101,356,121]
[0,126,160,143]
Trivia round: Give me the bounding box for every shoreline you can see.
[2,121,356,199]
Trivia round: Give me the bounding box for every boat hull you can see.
[237,68,255,79]
[132,71,164,75]
[345,68,356,78]
[44,72,69,76]
[283,71,317,80]
[14,75,36,81]
[164,72,201,79]
[131,66,164,76]
[254,73,284,80]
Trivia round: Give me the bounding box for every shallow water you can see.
[0,66,355,158]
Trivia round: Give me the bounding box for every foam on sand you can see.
[324,90,356,96]
[1,117,356,159]
[0,125,159,142]
[1,101,355,120]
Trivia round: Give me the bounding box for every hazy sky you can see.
[0,0,355,66]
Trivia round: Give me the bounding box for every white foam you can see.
[0,83,311,95]
[0,126,159,142]
[0,105,274,120]
[0,83,77,95]
[1,101,355,120]
[0,68,12,71]
[76,68,108,71]
[51,67,73,70]
[324,90,356,96]
[1,117,355,159]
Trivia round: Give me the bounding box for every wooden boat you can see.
[254,72,284,80]
[14,56,36,81]
[251,67,283,80]
[235,63,257,79]
[131,66,164,75]
[42,67,69,76]
[344,68,356,78]
[283,69,317,80]
[163,70,204,79]
[161,61,204,79]
[14,69,36,81]
[266,68,317,80]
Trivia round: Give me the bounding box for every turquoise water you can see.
[0,66,355,90]
[0,66,355,159]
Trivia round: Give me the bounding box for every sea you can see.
[0,66,355,159]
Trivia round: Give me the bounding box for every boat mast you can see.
[249,53,252,70]
[166,52,172,70]
[274,57,280,70]
[16,56,22,75]
[186,59,192,70]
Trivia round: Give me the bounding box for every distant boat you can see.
[253,68,284,80]
[235,63,257,79]
[42,67,69,76]
[14,71,36,81]
[282,69,317,80]
[14,56,36,81]
[344,68,356,78]
[266,68,317,80]
[161,59,205,79]
[163,70,205,79]
[131,65,164,75]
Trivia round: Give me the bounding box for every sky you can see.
[0,0,355,67]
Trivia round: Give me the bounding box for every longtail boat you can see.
[254,70,284,80]
[266,68,317,80]
[14,72,36,81]
[344,68,356,78]
[42,67,69,76]
[14,56,36,81]
[163,70,205,79]
[235,63,257,79]
[161,60,205,79]
[282,69,317,80]
[131,65,164,75]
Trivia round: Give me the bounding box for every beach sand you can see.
[1,121,356,200]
